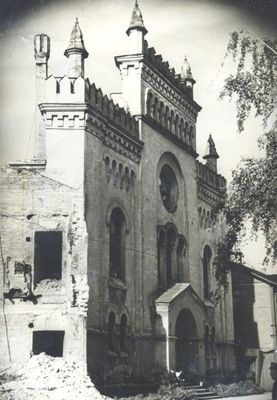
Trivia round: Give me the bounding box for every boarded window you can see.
[34,231,62,284]
[33,330,64,357]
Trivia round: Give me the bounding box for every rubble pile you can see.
[0,353,111,400]
[34,279,62,293]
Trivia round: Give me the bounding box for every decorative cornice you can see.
[142,64,199,122]
[87,106,143,164]
[39,103,87,129]
[197,182,225,207]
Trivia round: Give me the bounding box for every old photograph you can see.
[0,0,276,399]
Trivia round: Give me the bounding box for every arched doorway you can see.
[175,309,198,373]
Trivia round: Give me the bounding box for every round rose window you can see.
[159,165,178,212]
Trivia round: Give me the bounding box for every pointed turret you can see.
[126,1,148,54]
[203,134,219,172]
[181,56,196,98]
[64,18,88,77]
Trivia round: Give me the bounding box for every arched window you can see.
[166,227,177,287]
[180,118,184,140]
[177,236,187,282]
[120,314,127,352]
[164,106,169,129]
[146,92,153,115]
[203,245,212,299]
[153,97,158,120]
[159,102,164,126]
[108,312,116,351]
[109,208,126,280]
[157,228,166,288]
[174,114,179,136]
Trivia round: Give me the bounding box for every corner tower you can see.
[115,1,148,117]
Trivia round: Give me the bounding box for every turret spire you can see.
[181,56,196,98]
[203,134,219,172]
[126,1,148,36]
[64,18,88,77]
[126,1,148,54]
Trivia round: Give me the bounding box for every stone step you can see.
[196,397,221,400]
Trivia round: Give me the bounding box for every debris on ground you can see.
[118,380,264,400]
[213,381,264,397]
[118,384,196,399]
[0,353,111,400]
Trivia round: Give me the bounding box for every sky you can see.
[0,0,276,270]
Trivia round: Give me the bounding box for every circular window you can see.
[159,165,178,212]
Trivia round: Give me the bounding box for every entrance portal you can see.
[175,309,198,373]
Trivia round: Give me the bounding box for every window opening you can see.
[32,330,64,357]
[34,231,62,285]
[120,314,127,352]
[109,208,125,280]
[108,312,116,351]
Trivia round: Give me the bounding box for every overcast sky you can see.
[0,0,276,270]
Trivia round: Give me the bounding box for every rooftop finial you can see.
[64,18,88,59]
[126,0,148,36]
[181,55,195,83]
[203,134,219,171]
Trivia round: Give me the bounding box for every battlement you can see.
[44,75,139,138]
[144,41,192,99]
[86,82,139,138]
[196,160,226,192]
[45,75,86,102]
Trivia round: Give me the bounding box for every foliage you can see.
[218,32,277,268]
[220,32,277,132]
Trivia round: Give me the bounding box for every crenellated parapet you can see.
[86,82,139,139]
[45,75,86,103]
[196,160,226,207]
[143,41,198,102]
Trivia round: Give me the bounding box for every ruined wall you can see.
[0,165,88,368]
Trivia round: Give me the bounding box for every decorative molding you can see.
[87,110,143,164]
[103,155,136,192]
[142,63,199,121]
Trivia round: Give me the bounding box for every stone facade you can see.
[0,4,235,383]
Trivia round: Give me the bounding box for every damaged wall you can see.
[0,165,88,368]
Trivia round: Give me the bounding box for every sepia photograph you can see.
[0,0,276,399]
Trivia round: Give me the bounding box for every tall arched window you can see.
[108,312,116,351]
[109,208,126,280]
[166,227,177,287]
[203,245,212,299]
[120,314,127,352]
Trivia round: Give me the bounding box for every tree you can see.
[218,32,277,272]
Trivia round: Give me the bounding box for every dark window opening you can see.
[109,208,125,280]
[34,231,62,284]
[33,330,64,357]
[108,312,116,352]
[203,245,212,299]
[120,314,127,352]
[166,239,173,287]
